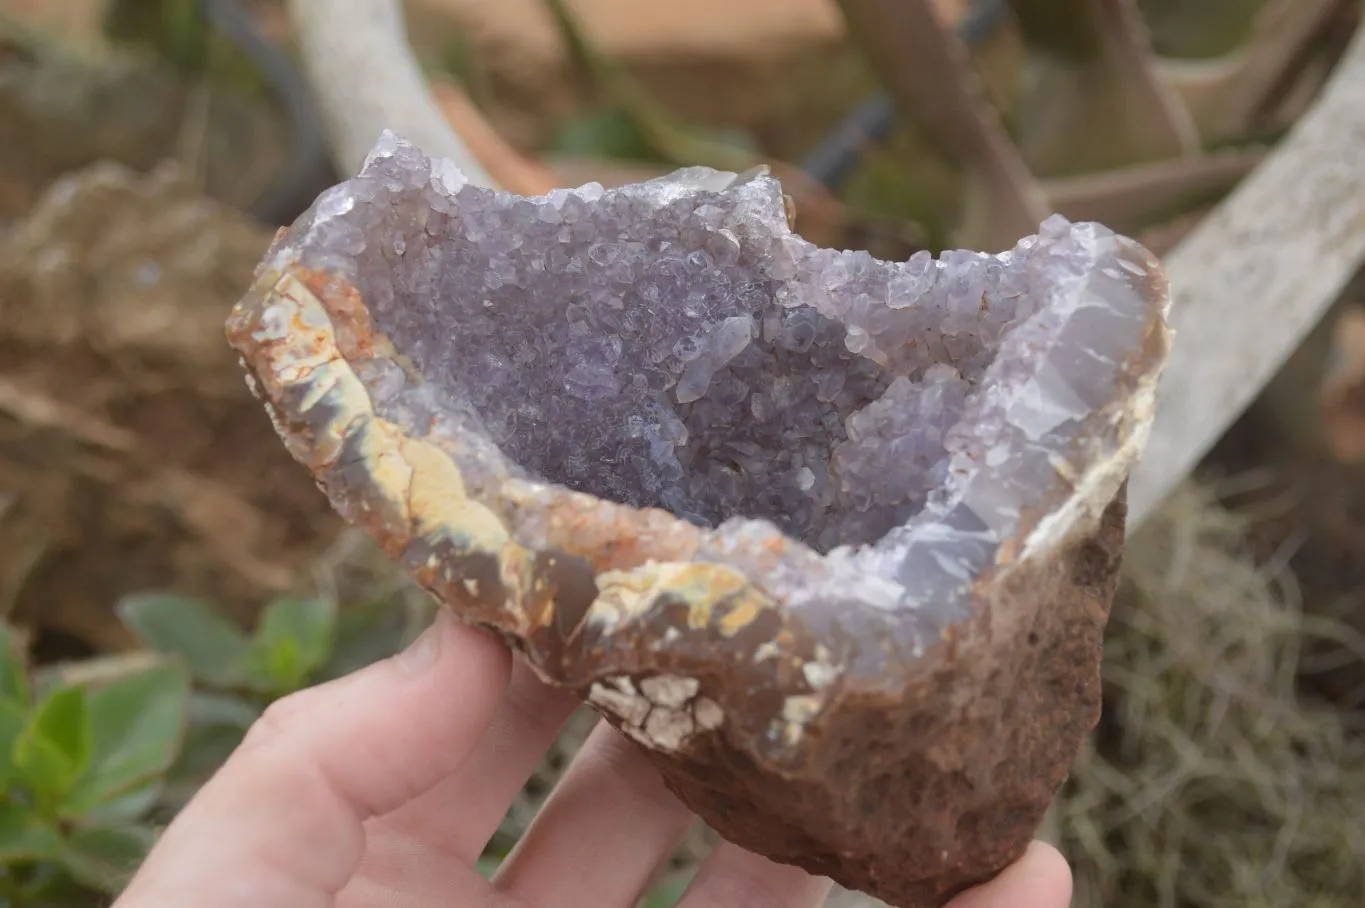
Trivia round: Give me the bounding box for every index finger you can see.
[115,609,511,908]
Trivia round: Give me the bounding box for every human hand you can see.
[114,608,1073,908]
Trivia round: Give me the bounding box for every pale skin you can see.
[114,608,1073,908]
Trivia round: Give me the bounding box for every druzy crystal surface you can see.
[228,132,1170,907]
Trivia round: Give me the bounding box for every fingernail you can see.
[397,608,449,674]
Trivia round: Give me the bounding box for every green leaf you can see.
[159,723,245,813]
[243,597,337,695]
[316,601,413,682]
[116,593,249,688]
[548,106,661,161]
[0,625,29,708]
[186,690,262,730]
[14,686,91,805]
[33,651,168,702]
[14,730,77,810]
[63,662,190,816]
[640,870,695,908]
[157,692,260,812]
[0,698,28,789]
[12,866,92,908]
[80,780,163,825]
[0,801,62,861]
[58,823,158,894]
[476,854,502,879]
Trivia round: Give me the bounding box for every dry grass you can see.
[1045,482,1365,907]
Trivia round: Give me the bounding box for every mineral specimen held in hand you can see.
[226,132,1171,907]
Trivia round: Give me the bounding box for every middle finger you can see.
[490,719,696,908]
[353,657,580,879]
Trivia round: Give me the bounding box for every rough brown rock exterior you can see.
[644,492,1126,907]
[224,133,1171,907]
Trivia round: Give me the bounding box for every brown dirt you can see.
[0,160,341,652]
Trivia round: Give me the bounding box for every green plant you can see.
[639,870,694,908]
[102,0,270,95]
[119,593,337,700]
[115,592,416,809]
[0,626,190,905]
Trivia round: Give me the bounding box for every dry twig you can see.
[1045,148,1263,227]
[427,77,559,196]
[836,0,1049,250]
[1162,0,1343,142]
[1009,0,1199,172]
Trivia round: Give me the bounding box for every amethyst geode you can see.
[227,132,1170,906]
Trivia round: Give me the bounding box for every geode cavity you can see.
[226,132,1171,907]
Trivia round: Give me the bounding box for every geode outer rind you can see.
[226,134,1171,907]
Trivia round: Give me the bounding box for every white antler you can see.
[285,0,496,187]
[1128,19,1365,525]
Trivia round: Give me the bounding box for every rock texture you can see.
[226,132,1172,907]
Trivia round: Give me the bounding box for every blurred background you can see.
[1,1,1364,905]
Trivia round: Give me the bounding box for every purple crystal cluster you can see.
[272,132,1160,661]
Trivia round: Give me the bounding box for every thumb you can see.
[946,842,1074,908]
[116,608,512,908]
